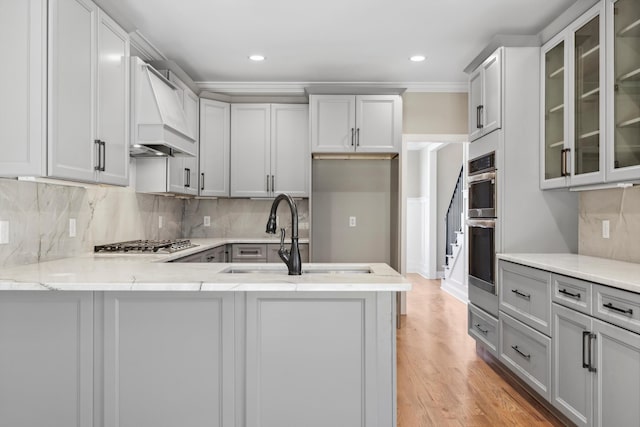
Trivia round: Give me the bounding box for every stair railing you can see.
[445,167,464,268]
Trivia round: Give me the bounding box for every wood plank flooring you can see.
[397,274,565,427]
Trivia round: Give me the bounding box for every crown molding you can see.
[129,31,167,62]
[195,81,468,95]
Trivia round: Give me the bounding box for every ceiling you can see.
[98,0,577,87]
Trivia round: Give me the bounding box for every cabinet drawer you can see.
[593,284,640,334]
[468,304,499,356]
[499,261,552,336]
[551,273,592,315]
[500,312,552,400]
[232,244,267,262]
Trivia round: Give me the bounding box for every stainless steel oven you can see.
[467,219,496,295]
[468,152,496,219]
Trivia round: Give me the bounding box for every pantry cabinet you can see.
[541,3,605,189]
[200,99,230,197]
[49,0,129,185]
[231,104,309,198]
[310,95,401,153]
[468,48,502,141]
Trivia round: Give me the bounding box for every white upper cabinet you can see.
[606,0,640,182]
[199,99,230,197]
[468,48,503,142]
[231,104,309,198]
[96,10,129,186]
[48,0,129,185]
[310,95,401,153]
[0,0,47,177]
[271,104,309,197]
[48,0,98,182]
[541,3,605,189]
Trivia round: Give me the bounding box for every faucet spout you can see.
[265,194,301,275]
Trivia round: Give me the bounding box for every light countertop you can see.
[0,238,410,292]
[498,253,640,294]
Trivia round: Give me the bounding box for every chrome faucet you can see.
[266,193,302,275]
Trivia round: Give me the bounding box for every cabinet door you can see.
[541,35,570,189]
[48,0,98,182]
[0,0,46,177]
[271,104,309,197]
[570,5,606,187]
[96,10,129,186]
[468,68,484,141]
[551,304,594,427]
[607,0,640,182]
[168,156,195,195]
[200,99,230,197]
[355,95,401,153]
[593,318,640,427]
[0,292,93,427]
[310,95,356,153]
[482,48,502,136]
[103,292,236,427]
[231,104,271,197]
[182,88,199,196]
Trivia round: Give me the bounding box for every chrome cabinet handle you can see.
[603,302,633,316]
[582,331,590,369]
[559,288,581,299]
[511,289,531,300]
[474,323,488,335]
[587,333,596,372]
[511,345,530,360]
[477,105,484,129]
[561,148,571,177]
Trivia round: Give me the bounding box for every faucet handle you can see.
[279,228,286,249]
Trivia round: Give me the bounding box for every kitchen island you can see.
[0,242,409,427]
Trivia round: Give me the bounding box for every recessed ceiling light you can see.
[410,55,426,62]
[249,55,265,61]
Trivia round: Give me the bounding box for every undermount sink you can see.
[220,266,372,275]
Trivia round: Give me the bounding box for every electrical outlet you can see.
[204,216,211,227]
[349,216,357,227]
[69,218,77,238]
[158,215,163,229]
[0,221,8,244]
[602,220,610,239]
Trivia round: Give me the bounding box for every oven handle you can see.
[467,171,496,183]
[467,219,496,229]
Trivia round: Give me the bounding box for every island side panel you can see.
[0,291,94,427]
[245,291,395,427]
[102,292,236,427]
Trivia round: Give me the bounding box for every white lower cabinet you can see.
[552,300,640,427]
[102,292,236,427]
[0,292,94,427]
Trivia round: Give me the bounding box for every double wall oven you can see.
[467,152,497,297]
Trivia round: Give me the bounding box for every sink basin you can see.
[220,266,372,275]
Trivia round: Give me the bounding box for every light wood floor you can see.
[397,274,565,427]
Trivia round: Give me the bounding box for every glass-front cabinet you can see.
[542,38,568,188]
[607,0,640,181]
[541,3,605,189]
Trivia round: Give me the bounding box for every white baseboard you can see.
[441,278,468,304]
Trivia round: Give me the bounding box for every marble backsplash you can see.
[579,186,640,263]
[0,178,183,268]
[182,198,309,239]
[0,177,310,268]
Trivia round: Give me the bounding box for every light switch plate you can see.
[204,216,211,227]
[158,215,163,229]
[349,216,357,227]
[602,220,610,239]
[0,221,8,244]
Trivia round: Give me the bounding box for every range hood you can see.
[130,57,196,157]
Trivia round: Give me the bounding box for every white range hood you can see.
[130,57,196,157]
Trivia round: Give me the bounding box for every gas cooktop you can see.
[94,239,196,254]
